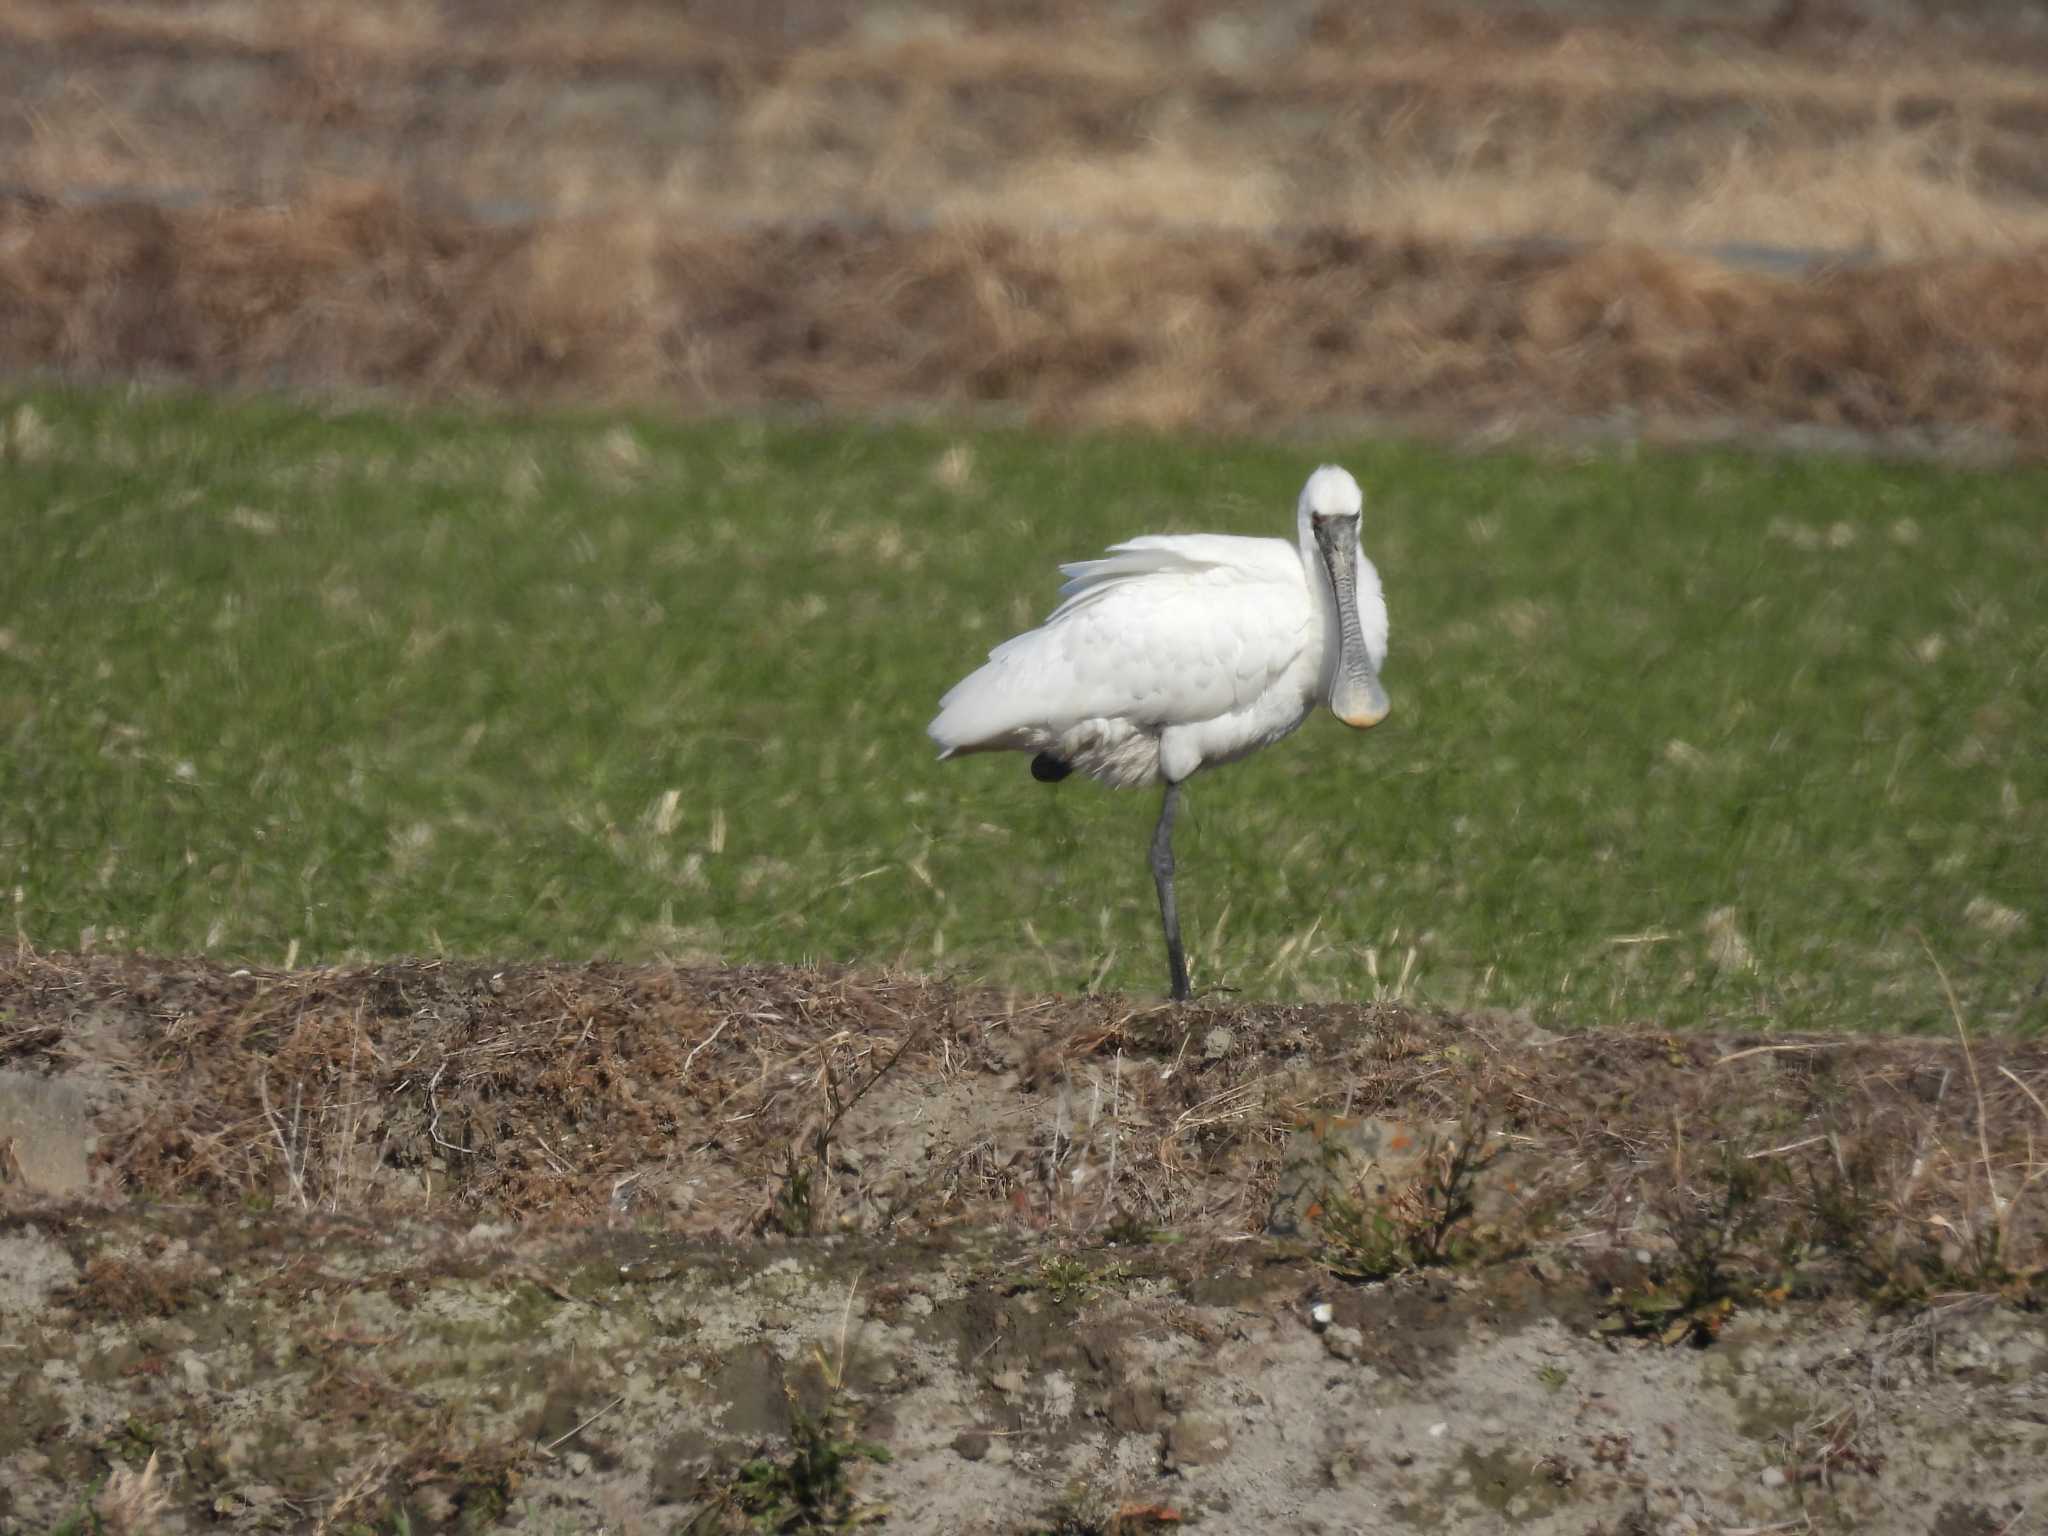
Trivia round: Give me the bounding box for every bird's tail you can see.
[928,653,1047,759]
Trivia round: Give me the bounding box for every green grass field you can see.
[2,387,2043,1031]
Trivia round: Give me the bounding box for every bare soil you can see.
[2,954,2044,1532]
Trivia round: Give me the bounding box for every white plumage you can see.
[929,465,1392,1001]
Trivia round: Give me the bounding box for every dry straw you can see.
[3,949,2044,1297]
[6,191,2048,449]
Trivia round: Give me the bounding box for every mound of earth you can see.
[1,954,2043,1532]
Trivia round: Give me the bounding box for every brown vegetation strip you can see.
[4,189,2047,447]
[13,5,2048,261]
[13,2,2048,279]
[3,953,2044,1301]
[9,0,2048,91]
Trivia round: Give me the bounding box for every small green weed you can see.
[108,1417,159,1467]
[772,1148,817,1237]
[1315,1199,1412,1283]
[1313,1116,1503,1282]
[1038,1255,1093,1305]
[1101,1212,1158,1246]
[1601,1149,1776,1345]
[720,1410,892,1533]
[46,1476,106,1536]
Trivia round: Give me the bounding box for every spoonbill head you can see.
[1297,465,1391,732]
[929,464,1391,1001]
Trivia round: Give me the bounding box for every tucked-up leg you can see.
[1150,781,1191,1002]
[1031,752,1073,783]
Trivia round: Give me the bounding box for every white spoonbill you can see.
[928,465,1391,1001]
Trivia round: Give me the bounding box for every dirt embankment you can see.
[1,955,2044,1532]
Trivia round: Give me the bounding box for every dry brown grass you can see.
[9,0,2048,93]
[7,2,2048,445]
[6,188,2048,448]
[10,0,2048,261]
[60,1251,207,1320]
[93,1451,171,1536]
[4,951,2045,1301]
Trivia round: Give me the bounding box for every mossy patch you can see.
[1455,1445,1579,1520]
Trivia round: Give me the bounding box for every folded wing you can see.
[929,534,1310,755]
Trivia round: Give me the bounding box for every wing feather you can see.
[930,534,1310,754]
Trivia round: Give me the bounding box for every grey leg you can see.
[1150,782,1191,1003]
